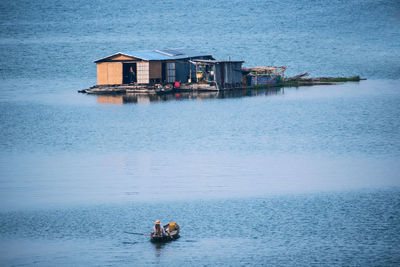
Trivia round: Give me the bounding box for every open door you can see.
[123,63,137,84]
[219,64,224,87]
[161,62,166,83]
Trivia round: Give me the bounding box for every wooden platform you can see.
[78,78,358,95]
[79,83,221,95]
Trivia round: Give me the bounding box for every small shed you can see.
[94,49,213,86]
[241,66,286,86]
[192,59,245,89]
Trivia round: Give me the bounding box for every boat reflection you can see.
[96,87,284,105]
[152,242,166,258]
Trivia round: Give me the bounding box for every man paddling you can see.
[153,220,167,236]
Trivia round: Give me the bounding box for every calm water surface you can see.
[1,190,399,266]
[1,0,400,265]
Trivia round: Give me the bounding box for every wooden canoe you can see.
[155,85,174,95]
[151,223,180,242]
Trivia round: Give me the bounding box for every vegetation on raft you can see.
[248,84,283,89]
[317,76,361,82]
[248,76,362,89]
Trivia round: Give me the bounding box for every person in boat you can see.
[153,220,168,236]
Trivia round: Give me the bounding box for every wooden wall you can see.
[149,61,162,79]
[97,62,123,85]
[96,55,163,85]
[97,63,108,85]
[111,55,136,61]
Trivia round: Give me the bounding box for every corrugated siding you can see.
[225,64,230,83]
[167,62,175,83]
[175,61,190,82]
[214,62,243,86]
[137,62,149,84]
[233,62,243,84]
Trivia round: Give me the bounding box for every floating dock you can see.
[80,49,362,95]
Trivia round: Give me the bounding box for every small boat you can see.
[151,223,180,242]
[155,84,174,95]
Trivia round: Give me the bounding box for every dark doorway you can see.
[123,63,137,84]
[219,64,224,87]
[161,62,166,83]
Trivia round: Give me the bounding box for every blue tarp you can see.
[251,75,279,85]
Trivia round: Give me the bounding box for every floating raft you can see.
[78,76,364,95]
[79,84,175,94]
[79,83,220,94]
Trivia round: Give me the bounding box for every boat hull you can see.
[151,223,180,243]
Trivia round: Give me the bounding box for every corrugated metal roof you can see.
[193,59,245,64]
[125,49,213,60]
[95,49,213,62]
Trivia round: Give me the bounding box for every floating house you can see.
[94,49,213,86]
[83,49,248,94]
[81,51,352,95]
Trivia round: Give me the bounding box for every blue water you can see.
[1,190,399,266]
[0,0,399,81]
[1,0,400,265]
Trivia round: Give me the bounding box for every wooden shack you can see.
[94,49,213,86]
[241,66,286,86]
[192,59,245,89]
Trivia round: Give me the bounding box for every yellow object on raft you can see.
[169,222,176,231]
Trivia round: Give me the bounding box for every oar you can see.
[124,231,150,236]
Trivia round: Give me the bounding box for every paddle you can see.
[124,231,150,236]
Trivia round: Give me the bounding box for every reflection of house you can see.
[97,95,123,104]
[94,49,213,86]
